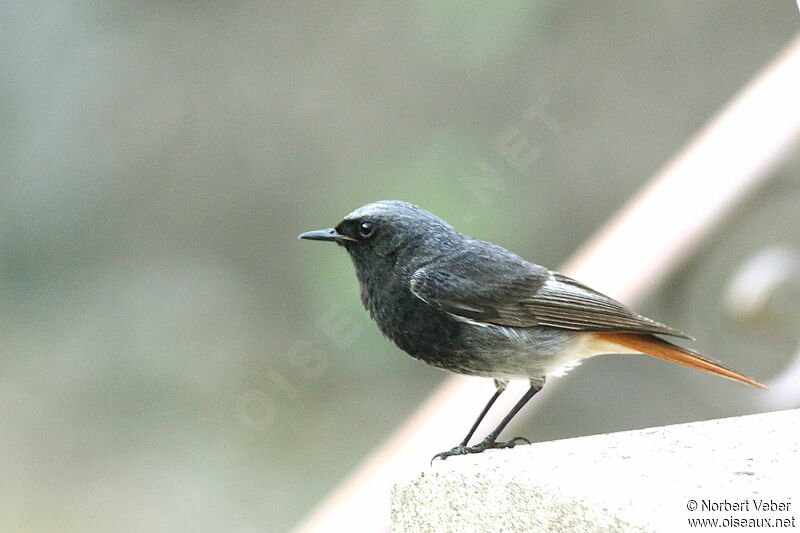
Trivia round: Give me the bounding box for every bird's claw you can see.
[431,436,530,463]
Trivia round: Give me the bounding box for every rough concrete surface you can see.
[391,409,799,532]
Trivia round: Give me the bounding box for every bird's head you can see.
[299,200,458,275]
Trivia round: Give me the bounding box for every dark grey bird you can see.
[299,200,764,460]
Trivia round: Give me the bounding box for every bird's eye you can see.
[358,221,376,238]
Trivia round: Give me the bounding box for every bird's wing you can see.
[410,244,690,338]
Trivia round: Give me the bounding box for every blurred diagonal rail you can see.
[294,33,800,533]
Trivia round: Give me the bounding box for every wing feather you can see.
[409,244,690,338]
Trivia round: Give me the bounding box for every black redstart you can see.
[299,200,764,460]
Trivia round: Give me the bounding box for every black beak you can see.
[298,228,355,242]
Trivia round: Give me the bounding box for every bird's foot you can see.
[431,436,530,462]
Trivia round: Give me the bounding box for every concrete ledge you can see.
[391,409,799,532]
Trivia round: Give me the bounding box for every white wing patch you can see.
[446,313,492,327]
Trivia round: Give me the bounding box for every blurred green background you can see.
[2,2,799,532]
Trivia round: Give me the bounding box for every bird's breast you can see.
[361,280,464,363]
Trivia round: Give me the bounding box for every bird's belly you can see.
[447,327,635,380]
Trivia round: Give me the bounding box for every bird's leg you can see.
[472,380,543,450]
[459,380,507,446]
[430,381,506,463]
[432,379,543,461]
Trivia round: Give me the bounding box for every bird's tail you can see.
[596,332,766,390]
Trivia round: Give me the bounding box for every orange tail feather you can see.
[596,332,766,390]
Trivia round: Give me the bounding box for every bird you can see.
[299,200,765,460]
